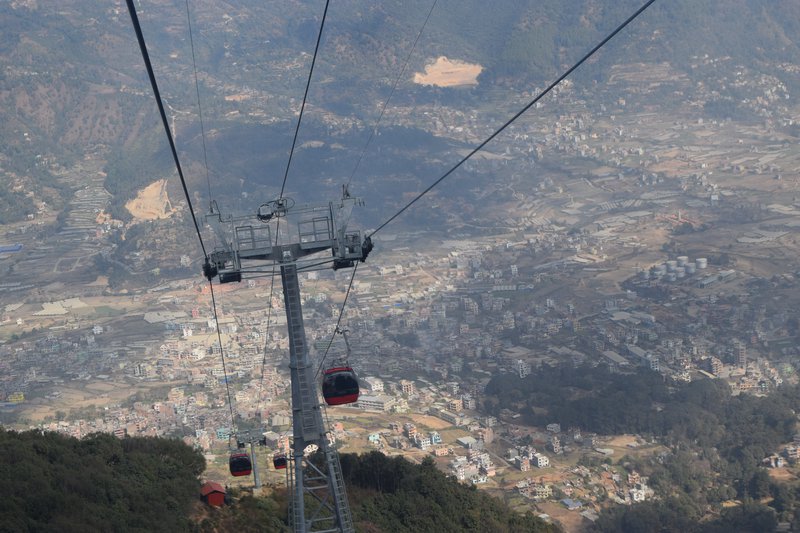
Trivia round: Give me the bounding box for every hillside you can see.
[0,428,558,532]
[340,451,559,532]
[197,451,561,532]
[0,429,205,531]
[4,0,800,226]
[485,366,800,530]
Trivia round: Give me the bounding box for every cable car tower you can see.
[204,190,371,533]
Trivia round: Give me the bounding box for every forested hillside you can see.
[339,451,559,532]
[0,429,205,531]
[0,429,557,532]
[486,365,800,528]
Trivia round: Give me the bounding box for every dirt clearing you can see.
[125,179,176,221]
[413,56,483,87]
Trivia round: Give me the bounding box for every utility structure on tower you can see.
[204,190,372,533]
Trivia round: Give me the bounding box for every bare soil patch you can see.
[413,56,483,87]
[125,179,176,221]
[769,468,797,482]
[409,414,451,429]
[537,501,590,533]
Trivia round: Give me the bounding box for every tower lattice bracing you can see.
[205,194,370,533]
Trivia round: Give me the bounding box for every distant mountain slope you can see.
[5,0,800,146]
[320,0,800,85]
[3,0,800,225]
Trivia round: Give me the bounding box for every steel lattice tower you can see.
[205,194,370,533]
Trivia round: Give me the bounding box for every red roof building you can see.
[200,481,226,507]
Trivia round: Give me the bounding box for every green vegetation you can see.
[191,446,560,533]
[208,452,561,531]
[339,452,560,532]
[103,130,174,221]
[0,189,35,224]
[592,498,778,533]
[196,490,289,532]
[0,429,558,532]
[486,364,800,527]
[0,429,205,532]
[93,305,126,318]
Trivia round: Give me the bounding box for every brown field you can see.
[413,56,483,88]
[438,428,471,443]
[84,382,122,393]
[537,501,590,533]
[769,468,798,482]
[21,380,174,422]
[606,435,639,448]
[408,414,451,429]
[125,179,176,221]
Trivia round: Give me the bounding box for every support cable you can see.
[346,0,438,188]
[261,0,333,408]
[184,0,214,205]
[209,281,239,435]
[127,0,238,435]
[368,0,658,238]
[311,0,438,384]
[279,0,331,199]
[125,0,208,258]
[254,269,278,418]
[319,0,659,371]
[315,262,359,378]
[253,198,287,418]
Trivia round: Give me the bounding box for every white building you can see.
[533,453,550,468]
[517,359,531,378]
[356,394,396,412]
[362,376,384,393]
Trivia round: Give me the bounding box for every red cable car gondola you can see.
[229,452,252,477]
[273,453,287,470]
[321,366,360,406]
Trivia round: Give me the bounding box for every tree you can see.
[0,429,205,531]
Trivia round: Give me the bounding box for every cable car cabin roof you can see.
[321,367,359,406]
[229,452,252,477]
[323,366,355,375]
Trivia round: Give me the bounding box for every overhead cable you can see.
[184,0,214,205]
[253,256,279,418]
[125,0,208,258]
[279,0,332,198]
[347,0,438,188]
[209,281,239,434]
[267,1,333,402]
[127,1,238,433]
[315,262,359,378]
[369,0,658,238]
[316,1,438,377]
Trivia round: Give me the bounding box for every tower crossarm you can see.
[204,195,372,283]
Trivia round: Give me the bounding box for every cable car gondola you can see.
[229,452,252,477]
[321,327,360,406]
[273,453,288,470]
[322,366,360,406]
